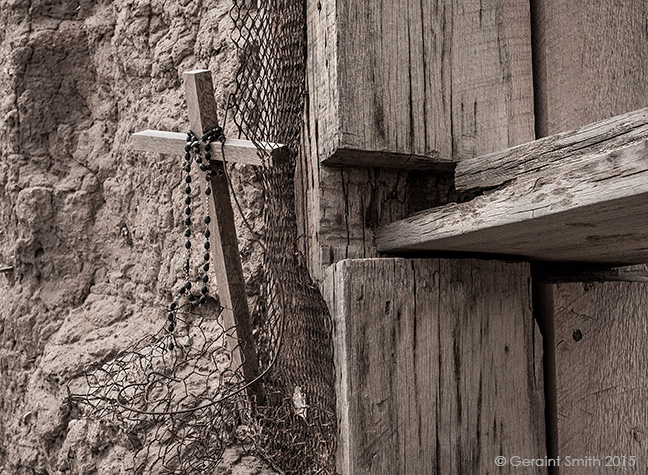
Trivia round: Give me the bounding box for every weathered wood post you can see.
[301,1,549,474]
[532,1,648,470]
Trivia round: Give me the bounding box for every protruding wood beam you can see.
[456,107,648,191]
[131,130,281,167]
[376,140,648,265]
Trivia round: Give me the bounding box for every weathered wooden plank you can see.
[182,70,262,398]
[456,107,648,191]
[532,0,648,137]
[551,283,648,474]
[324,258,545,475]
[377,140,648,264]
[130,130,278,167]
[308,0,534,168]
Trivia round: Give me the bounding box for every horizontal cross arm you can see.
[376,140,648,265]
[131,130,285,166]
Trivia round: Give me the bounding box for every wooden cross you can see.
[131,69,282,402]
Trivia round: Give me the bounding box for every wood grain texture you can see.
[130,130,276,167]
[456,107,648,191]
[376,140,648,265]
[531,5,648,469]
[308,0,535,167]
[183,70,262,396]
[183,69,220,137]
[552,282,648,474]
[532,0,648,137]
[324,258,545,475]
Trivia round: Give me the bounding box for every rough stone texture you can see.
[0,0,273,473]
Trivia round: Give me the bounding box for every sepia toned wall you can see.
[0,0,274,472]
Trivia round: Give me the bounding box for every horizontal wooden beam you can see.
[130,130,284,167]
[456,107,648,191]
[376,140,648,265]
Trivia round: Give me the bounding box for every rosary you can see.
[165,126,224,351]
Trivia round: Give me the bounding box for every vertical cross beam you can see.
[183,70,262,401]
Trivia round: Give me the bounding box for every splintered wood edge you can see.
[376,140,648,264]
[456,106,648,190]
[130,130,285,167]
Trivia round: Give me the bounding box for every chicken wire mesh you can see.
[71,0,337,473]
[230,0,338,472]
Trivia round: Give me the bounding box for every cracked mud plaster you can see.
[0,0,273,472]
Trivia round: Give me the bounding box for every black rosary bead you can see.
[203,263,209,272]
[185,240,191,249]
[185,153,191,160]
[178,286,186,294]
[195,156,202,164]
[205,152,211,160]
[184,164,191,173]
[185,175,191,183]
[204,216,211,224]
[200,164,207,171]
[185,228,191,237]
[204,229,210,238]
[185,196,191,205]
[205,187,211,196]
[199,296,207,305]
[204,143,211,152]
[192,300,199,307]
[204,253,210,261]
[185,217,191,225]
[191,141,199,149]
[168,342,174,351]
[202,275,209,283]
[204,241,210,249]
[201,285,208,295]
[185,186,191,194]
[184,144,191,152]
[167,312,174,321]
[168,322,175,332]
[185,281,192,290]
[170,302,177,310]
[185,206,191,215]
[187,293,195,301]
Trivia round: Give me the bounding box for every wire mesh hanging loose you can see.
[230,0,338,473]
[77,304,253,473]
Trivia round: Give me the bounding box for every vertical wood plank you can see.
[184,69,221,137]
[182,70,261,398]
[552,283,648,474]
[324,258,546,474]
[531,3,648,468]
[532,0,648,136]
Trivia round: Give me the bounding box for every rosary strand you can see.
[165,126,224,351]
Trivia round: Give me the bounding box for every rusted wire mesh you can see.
[73,0,336,473]
[230,0,337,472]
[77,304,253,473]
